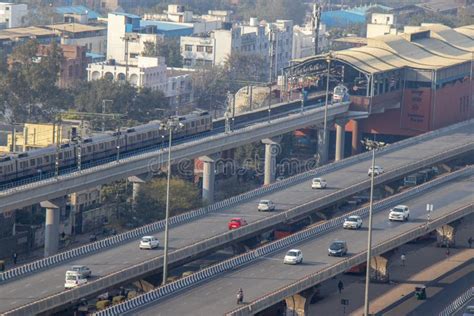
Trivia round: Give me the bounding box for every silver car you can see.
[71,265,92,278]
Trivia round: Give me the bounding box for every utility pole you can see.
[312,2,322,55]
[269,28,276,83]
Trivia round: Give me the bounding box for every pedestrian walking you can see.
[468,237,473,249]
[338,280,344,294]
[401,253,406,266]
[12,252,17,265]
[445,247,450,257]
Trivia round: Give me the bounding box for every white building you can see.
[292,22,328,59]
[88,56,168,91]
[143,4,230,35]
[367,13,398,38]
[106,12,162,65]
[180,18,293,80]
[0,2,27,28]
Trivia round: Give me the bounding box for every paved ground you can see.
[308,234,474,315]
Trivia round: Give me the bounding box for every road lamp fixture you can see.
[361,138,386,316]
[160,117,184,285]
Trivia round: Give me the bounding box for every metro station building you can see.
[289,24,474,153]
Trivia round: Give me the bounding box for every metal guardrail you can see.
[1,119,472,284]
[0,102,345,195]
[87,167,474,316]
[227,203,474,316]
[439,287,474,316]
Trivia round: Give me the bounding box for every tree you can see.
[142,39,183,68]
[223,52,268,84]
[72,79,169,125]
[135,178,202,222]
[191,66,230,113]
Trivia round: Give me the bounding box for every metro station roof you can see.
[292,24,474,75]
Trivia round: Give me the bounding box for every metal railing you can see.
[87,167,474,316]
[1,119,472,284]
[439,287,474,316]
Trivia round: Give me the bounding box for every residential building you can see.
[0,26,57,55]
[0,2,27,29]
[367,13,398,38]
[292,22,328,59]
[43,23,107,54]
[180,18,293,79]
[54,5,101,23]
[0,120,90,153]
[106,12,192,66]
[88,56,168,91]
[143,4,230,35]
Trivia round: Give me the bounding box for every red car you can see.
[228,218,248,230]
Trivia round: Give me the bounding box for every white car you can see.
[311,178,327,189]
[139,236,160,249]
[64,270,88,289]
[258,200,275,212]
[368,165,384,177]
[389,205,410,221]
[283,249,303,264]
[343,215,363,229]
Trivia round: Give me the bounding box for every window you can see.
[184,58,192,66]
[197,45,204,52]
[206,46,213,53]
[185,44,192,51]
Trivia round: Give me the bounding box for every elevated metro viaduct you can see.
[287,23,474,154]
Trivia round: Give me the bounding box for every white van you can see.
[65,270,88,289]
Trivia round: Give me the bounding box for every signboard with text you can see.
[400,88,432,132]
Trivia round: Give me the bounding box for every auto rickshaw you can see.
[415,285,427,300]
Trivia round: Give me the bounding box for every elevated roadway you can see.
[0,102,349,212]
[130,172,474,316]
[2,121,473,315]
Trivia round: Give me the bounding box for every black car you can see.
[328,240,348,257]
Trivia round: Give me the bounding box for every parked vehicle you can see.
[228,218,248,230]
[328,240,348,257]
[139,236,160,249]
[258,200,275,212]
[311,178,327,189]
[65,270,88,289]
[70,265,92,278]
[343,215,363,229]
[368,165,384,176]
[283,249,303,264]
[389,205,410,221]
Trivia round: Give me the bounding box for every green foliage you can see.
[2,39,66,122]
[135,177,202,222]
[72,79,168,124]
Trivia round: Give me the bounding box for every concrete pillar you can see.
[262,138,279,185]
[285,287,318,316]
[128,175,146,211]
[335,122,345,161]
[41,201,60,257]
[370,255,390,283]
[317,128,329,164]
[351,119,360,155]
[200,156,215,204]
[436,224,456,248]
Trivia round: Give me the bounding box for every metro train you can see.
[0,110,212,184]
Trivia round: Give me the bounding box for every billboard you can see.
[400,88,432,132]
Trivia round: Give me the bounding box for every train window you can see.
[99,143,104,150]
[20,161,28,168]
[129,136,135,142]
[191,121,195,128]
[148,132,152,137]
[30,159,35,166]
[87,146,92,153]
[45,156,50,163]
[37,158,42,165]
[137,134,142,140]
[0,166,3,174]
[59,153,63,159]
[201,119,205,125]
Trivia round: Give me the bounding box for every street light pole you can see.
[362,138,386,316]
[161,118,183,285]
[323,52,332,146]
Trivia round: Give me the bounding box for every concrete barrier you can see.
[438,287,474,316]
[86,168,474,316]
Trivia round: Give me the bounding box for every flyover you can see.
[2,120,473,315]
[0,102,349,213]
[116,169,474,316]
